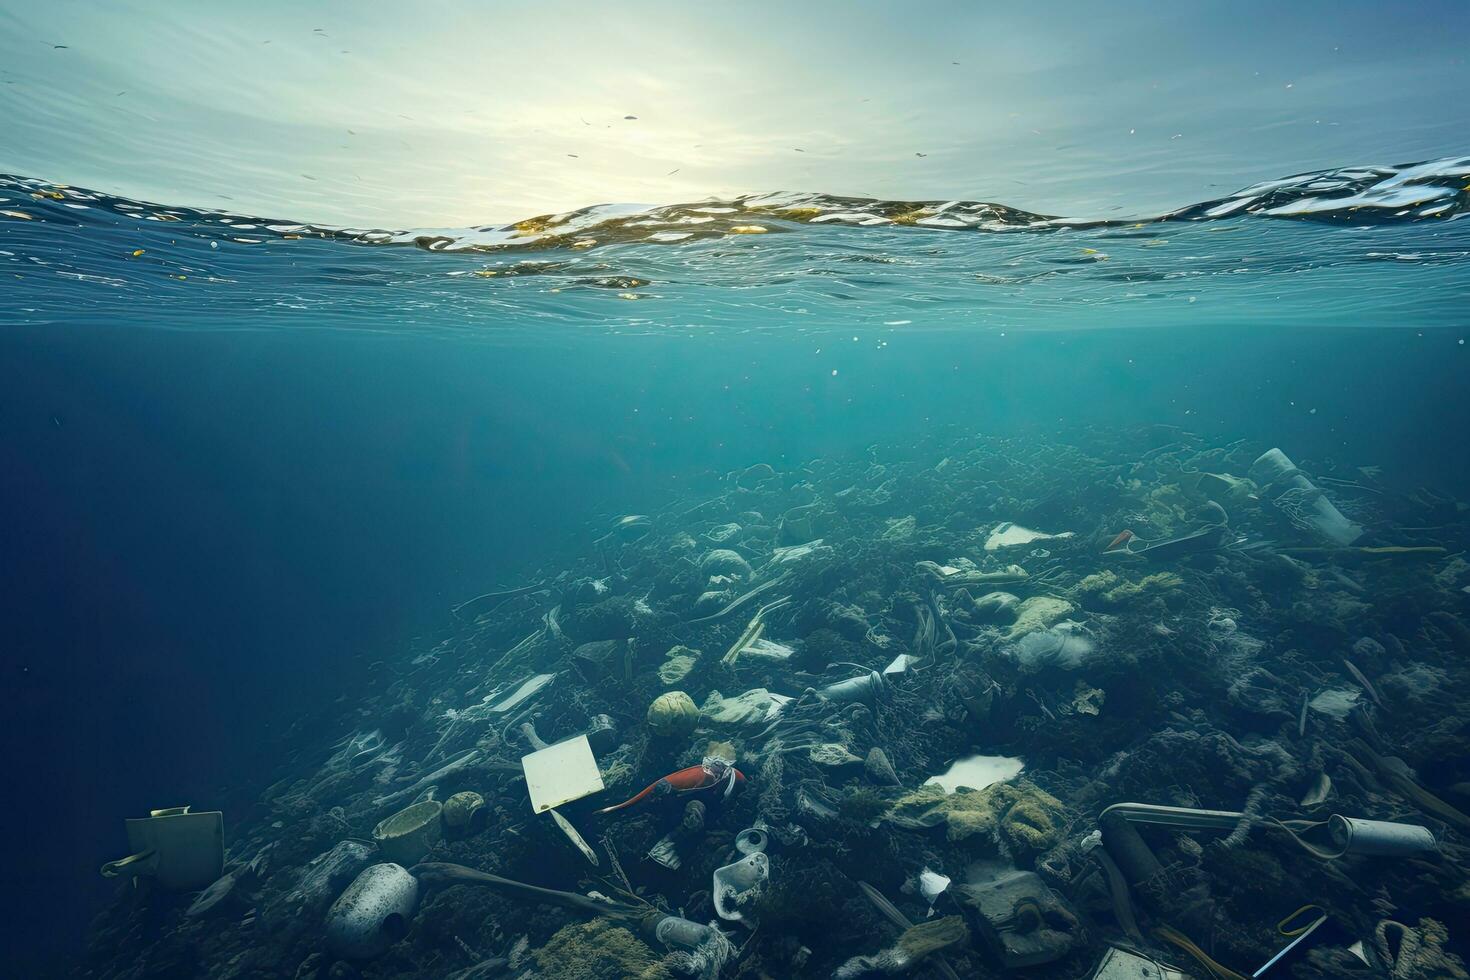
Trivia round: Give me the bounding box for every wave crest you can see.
[2,156,1466,255]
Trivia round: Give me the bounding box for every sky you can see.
[1,0,1467,228]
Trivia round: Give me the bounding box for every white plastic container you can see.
[713,851,769,921]
[324,863,420,960]
[1250,448,1363,546]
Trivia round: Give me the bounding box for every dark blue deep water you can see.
[4,161,1470,973]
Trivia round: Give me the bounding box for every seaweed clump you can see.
[838,786,892,824]
[757,859,879,937]
[834,916,970,978]
[886,781,1066,863]
[1076,569,1184,607]
[532,918,675,980]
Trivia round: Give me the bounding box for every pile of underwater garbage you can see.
[84,425,1470,979]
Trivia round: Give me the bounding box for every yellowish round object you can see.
[442,791,485,833]
[647,691,700,738]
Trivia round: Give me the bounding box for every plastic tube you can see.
[654,915,715,951]
[1328,815,1437,857]
[818,670,886,704]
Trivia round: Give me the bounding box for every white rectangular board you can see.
[522,735,605,813]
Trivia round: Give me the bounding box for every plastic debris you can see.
[712,850,769,922]
[83,425,1470,977]
[522,735,604,813]
[100,806,224,891]
[373,800,443,866]
[1251,447,1364,546]
[324,863,420,960]
[984,522,1075,551]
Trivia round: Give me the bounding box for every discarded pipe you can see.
[818,670,886,705]
[1099,802,1438,861]
[1098,810,1164,888]
[653,914,717,951]
[1327,815,1436,857]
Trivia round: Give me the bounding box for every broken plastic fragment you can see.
[548,808,599,866]
[985,522,1075,551]
[924,755,1025,794]
[487,673,555,713]
[712,851,769,922]
[918,868,951,915]
[884,653,920,675]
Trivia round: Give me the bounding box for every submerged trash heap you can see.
[86,427,1470,979]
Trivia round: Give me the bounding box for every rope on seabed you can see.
[1154,925,1249,980]
[451,582,546,619]
[1318,476,1383,494]
[1217,785,1268,850]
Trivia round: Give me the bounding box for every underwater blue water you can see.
[3,160,1470,971]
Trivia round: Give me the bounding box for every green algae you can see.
[1077,569,1184,607]
[1003,596,1074,640]
[533,918,674,980]
[897,915,969,959]
[886,780,1066,860]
